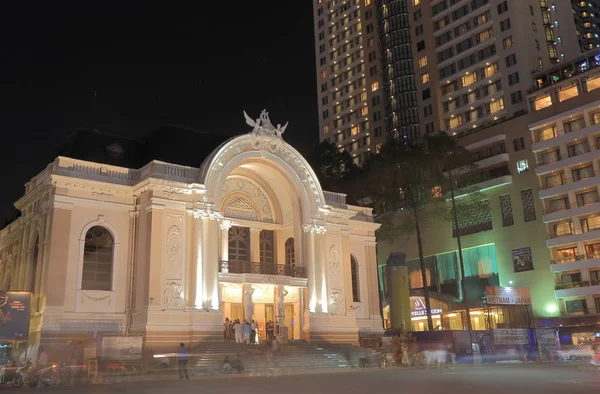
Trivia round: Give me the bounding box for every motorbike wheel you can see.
[12,374,23,388]
[43,370,58,387]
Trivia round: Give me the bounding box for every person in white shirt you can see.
[233,320,243,344]
[250,320,258,345]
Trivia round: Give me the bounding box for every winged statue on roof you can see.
[243,109,288,154]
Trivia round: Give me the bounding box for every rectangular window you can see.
[500,194,514,227]
[371,81,379,91]
[532,94,552,111]
[503,36,513,49]
[462,72,477,87]
[415,25,424,36]
[418,56,428,68]
[573,166,595,181]
[421,72,430,84]
[422,88,431,100]
[558,84,579,102]
[521,188,536,222]
[516,159,529,174]
[417,40,425,51]
[489,97,504,114]
[500,18,511,31]
[497,1,508,14]
[545,173,564,188]
[511,91,523,104]
[577,191,599,207]
[513,137,525,152]
[505,54,517,67]
[508,72,520,86]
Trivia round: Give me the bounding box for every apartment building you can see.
[529,54,600,336]
[313,0,386,165]
[378,54,600,341]
[572,0,600,51]
[403,0,577,138]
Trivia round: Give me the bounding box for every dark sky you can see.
[0,2,318,223]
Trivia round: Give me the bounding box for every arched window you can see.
[82,226,114,291]
[260,230,274,264]
[285,238,295,268]
[228,226,250,262]
[351,256,360,302]
[30,235,40,292]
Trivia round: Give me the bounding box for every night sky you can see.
[0,2,318,223]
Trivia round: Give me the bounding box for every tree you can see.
[308,141,360,197]
[359,133,485,332]
[361,137,447,330]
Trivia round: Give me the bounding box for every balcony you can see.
[550,252,600,273]
[532,120,600,152]
[219,260,307,278]
[543,202,600,223]
[547,227,600,248]
[535,149,600,175]
[554,280,600,298]
[539,172,600,199]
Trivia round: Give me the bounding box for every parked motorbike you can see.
[12,361,58,388]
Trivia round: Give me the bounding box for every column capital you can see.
[191,206,223,221]
[219,220,233,231]
[302,220,327,234]
[250,227,262,234]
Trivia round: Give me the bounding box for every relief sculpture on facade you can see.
[243,284,255,321]
[166,225,182,279]
[164,281,184,310]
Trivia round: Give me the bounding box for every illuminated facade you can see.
[0,111,382,354]
[313,0,386,164]
[379,81,600,333]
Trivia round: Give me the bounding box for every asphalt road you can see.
[20,363,600,393]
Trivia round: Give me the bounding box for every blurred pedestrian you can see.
[177,343,189,380]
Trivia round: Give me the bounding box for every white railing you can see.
[323,191,347,207]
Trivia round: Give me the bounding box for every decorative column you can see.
[250,227,261,264]
[193,212,204,309]
[219,220,232,272]
[302,220,327,313]
[316,233,328,313]
[192,202,223,310]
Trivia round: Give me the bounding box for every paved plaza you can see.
[29,363,600,394]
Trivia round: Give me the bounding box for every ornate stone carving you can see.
[91,192,114,202]
[302,220,327,234]
[243,284,255,320]
[222,177,273,222]
[244,109,287,155]
[164,281,184,310]
[225,197,257,220]
[275,285,288,324]
[329,291,344,315]
[328,245,342,290]
[166,225,182,273]
[191,205,223,221]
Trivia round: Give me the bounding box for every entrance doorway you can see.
[285,304,294,340]
[231,303,243,322]
[265,305,274,323]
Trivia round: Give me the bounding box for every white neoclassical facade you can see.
[0,111,382,354]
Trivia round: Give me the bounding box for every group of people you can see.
[224,318,259,345]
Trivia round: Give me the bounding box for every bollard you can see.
[536,355,541,363]
[550,354,555,363]
[523,354,528,364]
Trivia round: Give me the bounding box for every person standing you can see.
[250,320,257,345]
[177,343,189,380]
[233,319,243,344]
[223,318,231,341]
[242,320,250,344]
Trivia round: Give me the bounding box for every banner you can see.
[410,297,442,317]
[512,247,534,273]
[493,328,529,345]
[99,336,143,360]
[0,292,30,340]
[485,286,531,305]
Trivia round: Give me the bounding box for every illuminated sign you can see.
[485,286,531,305]
[410,297,442,317]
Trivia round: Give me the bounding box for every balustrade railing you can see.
[551,252,600,265]
[219,260,307,278]
[555,281,590,290]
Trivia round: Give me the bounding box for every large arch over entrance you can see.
[199,133,327,223]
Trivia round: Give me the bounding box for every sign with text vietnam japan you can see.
[485,286,531,305]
